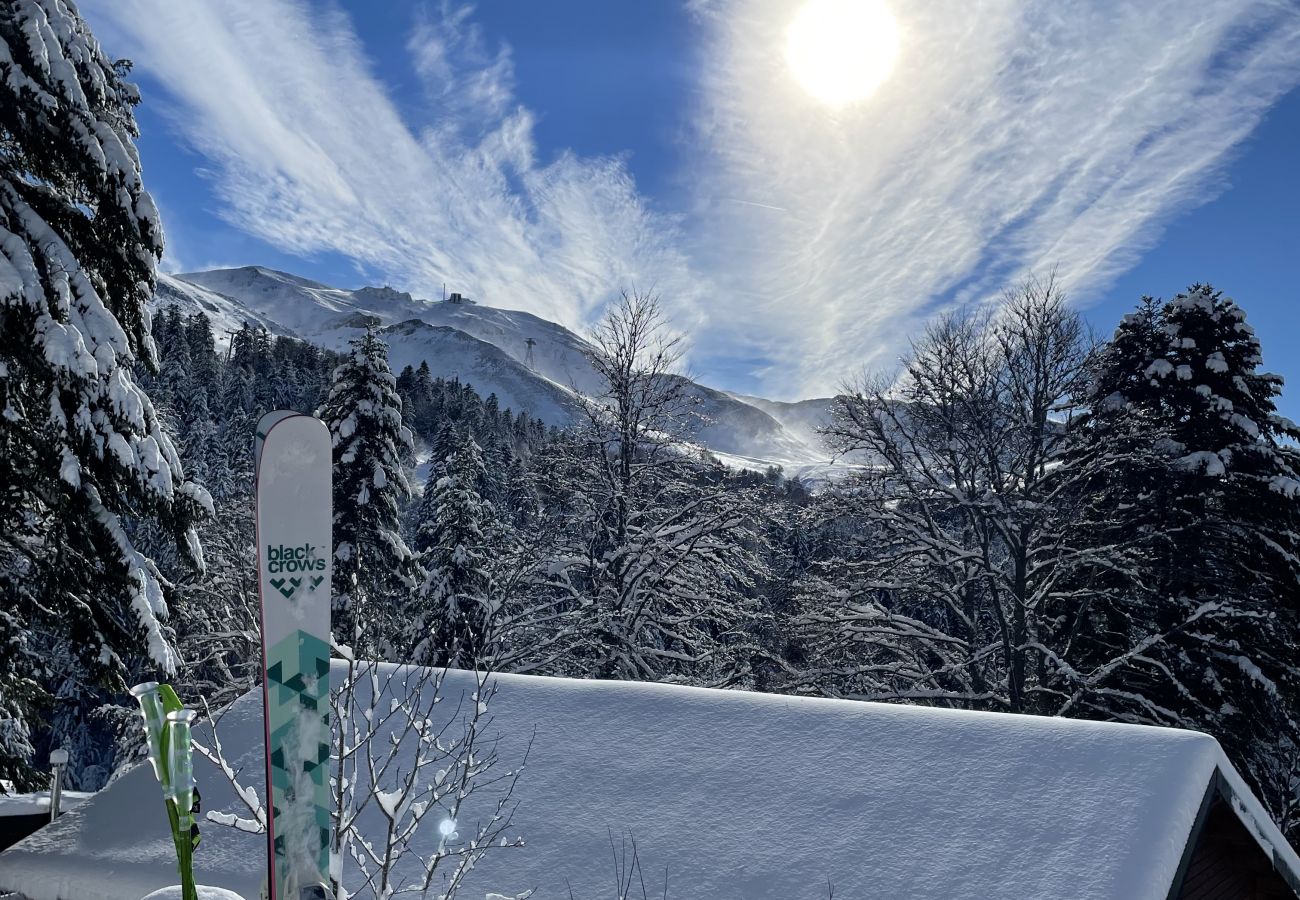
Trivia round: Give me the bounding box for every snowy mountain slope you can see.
[155,266,846,473]
[179,267,595,388]
[154,273,296,346]
[684,379,827,468]
[347,317,583,426]
[173,267,605,399]
[177,266,422,335]
[410,298,606,396]
[727,392,839,449]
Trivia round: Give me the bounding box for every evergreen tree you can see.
[319,328,418,654]
[156,308,192,410]
[125,311,262,721]
[1066,285,1300,837]
[408,432,498,667]
[395,363,418,397]
[185,311,218,388]
[0,0,207,786]
[411,422,458,553]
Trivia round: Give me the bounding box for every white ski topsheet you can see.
[255,412,333,897]
[255,410,332,666]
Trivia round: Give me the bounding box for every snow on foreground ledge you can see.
[0,665,1291,900]
[0,791,93,818]
[140,888,246,900]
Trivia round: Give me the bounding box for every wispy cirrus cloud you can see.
[84,0,706,335]
[685,0,1300,396]
[85,0,1300,400]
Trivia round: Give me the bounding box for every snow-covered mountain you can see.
[155,270,297,341]
[154,266,845,476]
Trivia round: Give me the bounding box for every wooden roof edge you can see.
[1166,758,1300,900]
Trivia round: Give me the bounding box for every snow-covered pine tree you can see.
[496,444,535,529]
[0,609,40,789]
[156,305,191,406]
[184,310,218,391]
[1065,285,1300,838]
[0,0,210,786]
[410,422,461,548]
[320,327,419,656]
[408,431,499,668]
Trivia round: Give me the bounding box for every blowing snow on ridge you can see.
[154,266,843,477]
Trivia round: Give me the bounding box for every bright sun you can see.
[785,0,900,108]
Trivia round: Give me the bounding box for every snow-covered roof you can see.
[1,665,1295,900]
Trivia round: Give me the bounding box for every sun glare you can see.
[785,0,900,108]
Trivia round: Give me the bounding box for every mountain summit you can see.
[154,267,842,477]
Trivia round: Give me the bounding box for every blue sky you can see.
[84,0,1300,416]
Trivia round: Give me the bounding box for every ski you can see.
[254,411,333,899]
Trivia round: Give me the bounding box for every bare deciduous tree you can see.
[791,276,1222,716]
[525,292,766,685]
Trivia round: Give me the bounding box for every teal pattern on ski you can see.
[265,629,331,875]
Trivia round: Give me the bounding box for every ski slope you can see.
[3,666,1293,900]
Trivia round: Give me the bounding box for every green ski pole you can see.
[130,682,201,900]
[167,709,199,900]
[129,682,166,781]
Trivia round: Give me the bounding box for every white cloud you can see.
[685,0,1300,397]
[84,0,706,337]
[85,0,1300,400]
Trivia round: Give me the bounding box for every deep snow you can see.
[2,666,1291,900]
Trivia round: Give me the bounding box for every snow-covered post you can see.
[48,748,68,822]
